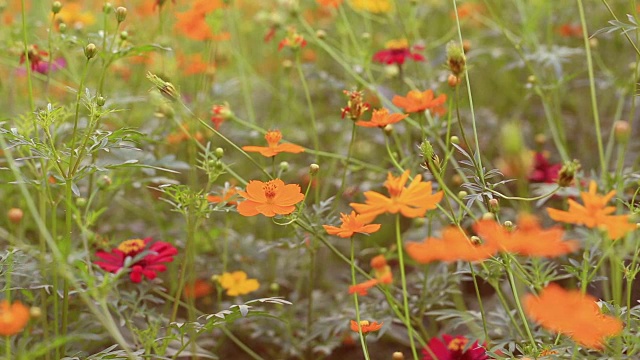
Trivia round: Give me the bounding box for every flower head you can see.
[356,108,408,128]
[349,0,393,13]
[208,186,239,206]
[217,271,259,296]
[350,170,443,223]
[242,130,305,158]
[422,334,488,360]
[0,300,30,336]
[392,89,447,115]
[323,211,381,238]
[406,226,497,264]
[278,27,307,51]
[350,320,383,333]
[57,3,95,29]
[348,255,393,296]
[317,0,343,7]
[341,89,371,121]
[529,152,561,183]
[474,214,579,258]
[524,283,623,350]
[211,104,232,129]
[183,279,214,299]
[373,39,425,65]
[175,0,229,41]
[95,238,178,283]
[547,181,636,239]
[237,179,305,217]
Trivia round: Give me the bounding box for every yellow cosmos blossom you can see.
[217,271,260,296]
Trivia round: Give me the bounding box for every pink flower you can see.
[95,237,178,283]
[529,152,561,183]
[373,39,425,65]
[422,334,487,360]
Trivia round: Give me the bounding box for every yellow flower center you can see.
[359,320,370,327]
[384,38,409,50]
[117,239,146,255]
[447,338,468,351]
[265,130,283,147]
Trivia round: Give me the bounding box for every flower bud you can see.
[457,190,468,199]
[281,59,293,69]
[361,32,371,41]
[534,133,546,146]
[383,124,394,135]
[557,159,581,187]
[482,212,494,220]
[315,29,326,39]
[76,197,87,208]
[504,220,514,230]
[462,39,472,53]
[98,175,112,189]
[84,43,98,59]
[146,72,179,101]
[279,161,289,172]
[120,31,128,41]
[450,135,460,145]
[309,163,320,176]
[489,198,499,213]
[447,74,460,87]
[446,41,466,76]
[470,236,482,245]
[614,120,630,144]
[392,352,404,360]
[8,208,23,224]
[419,140,440,174]
[96,96,106,107]
[115,7,127,23]
[103,2,113,14]
[214,147,224,159]
[52,1,62,14]
[527,75,536,84]
[269,282,280,292]
[30,307,42,319]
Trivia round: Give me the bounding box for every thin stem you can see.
[21,0,35,113]
[395,214,419,360]
[504,255,537,350]
[351,237,371,360]
[332,122,357,214]
[68,58,91,177]
[577,0,607,176]
[468,263,490,344]
[295,53,319,161]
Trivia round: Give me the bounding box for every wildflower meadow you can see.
[2,0,640,359]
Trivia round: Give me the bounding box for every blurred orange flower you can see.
[392,89,447,115]
[547,181,636,239]
[349,255,393,296]
[0,300,30,336]
[175,0,230,41]
[217,271,259,296]
[406,226,497,264]
[178,53,215,76]
[237,179,304,217]
[242,130,305,158]
[350,170,443,223]
[355,108,408,128]
[183,279,214,299]
[474,214,579,258]
[317,0,343,7]
[323,211,381,238]
[524,283,623,350]
[57,3,96,29]
[207,186,238,205]
[350,320,383,333]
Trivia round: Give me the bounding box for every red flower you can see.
[373,39,425,65]
[422,334,488,360]
[528,152,561,183]
[95,238,178,283]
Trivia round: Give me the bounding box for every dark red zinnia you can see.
[422,334,487,360]
[373,39,425,65]
[528,152,561,184]
[95,237,178,283]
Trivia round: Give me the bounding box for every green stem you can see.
[67,58,91,177]
[351,237,371,360]
[468,263,490,344]
[395,215,419,360]
[21,0,35,113]
[504,255,537,350]
[332,122,357,214]
[295,53,319,161]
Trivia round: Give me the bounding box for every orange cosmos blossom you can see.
[0,300,30,336]
[474,214,579,258]
[355,108,408,128]
[174,0,230,42]
[349,255,393,296]
[406,226,497,264]
[392,89,447,115]
[323,211,381,238]
[242,130,305,158]
[237,179,304,217]
[350,170,443,223]
[350,320,383,333]
[547,181,636,239]
[316,0,343,7]
[523,283,623,350]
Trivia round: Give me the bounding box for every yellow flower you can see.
[349,0,393,13]
[57,3,96,29]
[217,271,260,296]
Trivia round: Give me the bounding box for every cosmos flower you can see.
[242,130,305,158]
[529,152,561,183]
[524,283,623,350]
[95,238,178,283]
[547,181,636,239]
[217,271,259,296]
[373,39,425,65]
[355,108,408,128]
[392,89,447,115]
[422,334,487,360]
[183,279,214,299]
[406,226,497,264]
[350,320,383,333]
[237,179,305,217]
[323,211,381,238]
[0,300,30,336]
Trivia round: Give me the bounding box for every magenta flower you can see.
[529,152,561,184]
[422,334,487,360]
[95,237,178,283]
[373,39,425,66]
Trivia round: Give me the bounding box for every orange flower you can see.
[474,214,579,258]
[183,279,214,299]
[349,255,393,296]
[406,226,497,264]
[174,0,229,41]
[349,278,379,296]
[317,0,343,7]
[208,186,239,205]
[350,320,383,333]
[0,300,30,336]
[350,170,443,223]
[523,283,623,350]
[547,181,636,239]
[392,89,447,115]
[237,179,305,217]
[323,211,381,238]
[178,53,215,76]
[242,130,305,158]
[355,108,408,128]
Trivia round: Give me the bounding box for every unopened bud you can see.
[457,190,468,199]
[98,175,112,189]
[482,212,495,220]
[614,120,630,144]
[270,282,280,292]
[52,1,62,14]
[214,147,224,159]
[534,133,546,146]
[282,59,293,69]
[557,159,581,187]
[84,43,97,59]
[392,352,404,360]
[462,39,471,53]
[527,75,536,84]
[383,124,393,135]
[146,72,179,101]
[450,135,460,145]
[589,38,598,48]
[279,161,289,172]
[470,236,482,245]
[120,31,128,41]
[504,220,514,230]
[76,197,87,208]
[447,74,460,87]
[361,32,371,41]
[96,96,106,107]
[115,7,127,23]
[446,41,466,76]
[315,29,326,39]
[30,307,42,319]
[7,208,23,224]
[489,198,499,213]
[103,2,113,14]
[309,163,320,176]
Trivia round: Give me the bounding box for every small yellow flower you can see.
[217,271,260,296]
